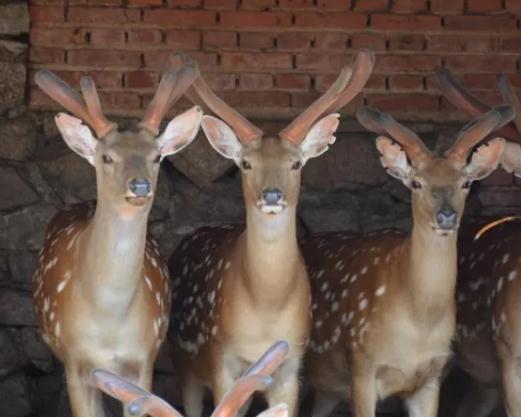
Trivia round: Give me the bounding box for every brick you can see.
[480,170,514,187]
[366,74,386,91]
[144,10,215,26]
[351,33,386,51]
[376,55,440,73]
[240,32,274,49]
[144,51,216,69]
[471,90,503,106]
[129,0,162,6]
[30,28,86,46]
[241,0,277,8]
[219,91,290,107]
[506,0,521,14]
[31,70,122,88]
[68,7,140,24]
[166,0,202,6]
[86,0,123,5]
[126,71,159,88]
[221,52,292,69]
[68,50,141,68]
[220,11,291,27]
[165,30,201,50]
[276,74,311,90]
[500,36,521,53]
[278,32,313,50]
[203,0,236,8]
[99,92,141,110]
[460,74,497,89]
[314,33,349,50]
[204,73,236,91]
[29,89,57,109]
[389,75,423,92]
[292,92,362,115]
[203,31,237,49]
[430,0,463,14]
[128,29,162,44]
[444,16,517,32]
[372,14,441,31]
[90,28,126,46]
[295,53,352,70]
[317,0,352,8]
[29,47,65,64]
[389,34,424,51]
[354,0,388,11]
[393,0,426,12]
[30,5,64,23]
[467,0,502,13]
[367,94,439,112]
[426,35,463,52]
[478,188,521,207]
[462,36,496,53]
[295,12,367,29]
[445,55,517,73]
[239,73,273,90]
[279,0,314,7]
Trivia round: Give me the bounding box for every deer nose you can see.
[261,188,283,205]
[128,178,151,197]
[436,207,457,229]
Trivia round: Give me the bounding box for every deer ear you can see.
[376,136,411,182]
[499,141,521,178]
[201,115,243,163]
[300,113,339,164]
[158,106,202,157]
[465,138,505,180]
[55,113,98,165]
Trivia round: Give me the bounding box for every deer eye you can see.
[462,180,471,189]
[291,161,302,170]
[154,154,161,163]
[241,160,252,170]
[411,180,422,190]
[102,154,113,164]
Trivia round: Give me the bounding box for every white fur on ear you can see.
[499,140,521,177]
[157,106,202,158]
[375,136,411,181]
[300,113,339,164]
[464,137,505,180]
[201,115,242,163]
[55,112,98,165]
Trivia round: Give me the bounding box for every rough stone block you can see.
[0,115,37,160]
[0,4,29,35]
[0,289,37,326]
[0,63,26,114]
[0,166,39,210]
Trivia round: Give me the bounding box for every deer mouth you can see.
[258,202,287,215]
[431,225,457,236]
[125,196,150,206]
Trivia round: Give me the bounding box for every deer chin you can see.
[431,225,457,237]
[125,196,151,207]
[259,204,286,215]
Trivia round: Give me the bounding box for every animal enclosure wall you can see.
[1,1,521,416]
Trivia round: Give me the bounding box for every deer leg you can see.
[309,390,340,417]
[66,362,104,417]
[404,380,440,417]
[501,356,521,417]
[265,358,301,417]
[212,355,244,411]
[182,372,206,417]
[455,378,499,417]
[350,361,377,417]
[121,363,154,417]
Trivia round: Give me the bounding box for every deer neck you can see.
[80,201,149,311]
[403,220,458,315]
[241,205,301,304]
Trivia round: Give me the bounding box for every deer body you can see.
[167,51,375,417]
[302,105,512,417]
[32,64,202,417]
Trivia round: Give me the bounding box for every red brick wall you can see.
[28,0,521,122]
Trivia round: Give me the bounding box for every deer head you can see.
[89,341,290,417]
[357,106,514,234]
[35,66,202,214]
[170,50,374,216]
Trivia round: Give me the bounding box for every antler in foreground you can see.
[90,341,290,417]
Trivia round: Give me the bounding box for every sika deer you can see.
[301,105,513,417]
[437,68,521,417]
[167,50,375,417]
[32,65,202,417]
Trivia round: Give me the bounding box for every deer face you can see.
[55,107,202,213]
[201,114,338,215]
[376,136,505,235]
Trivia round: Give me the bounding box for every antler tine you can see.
[35,70,97,132]
[244,341,290,377]
[210,375,273,417]
[280,49,375,144]
[80,76,117,138]
[447,105,515,161]
[169,52,263,143]
[89,369,184,417]
[140,70,178,136]
[497,74,521,133]
[356,106,430,160]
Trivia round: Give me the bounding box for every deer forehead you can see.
[100,130,159,156]
[244,137,299,162]
[414,157,465,185]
